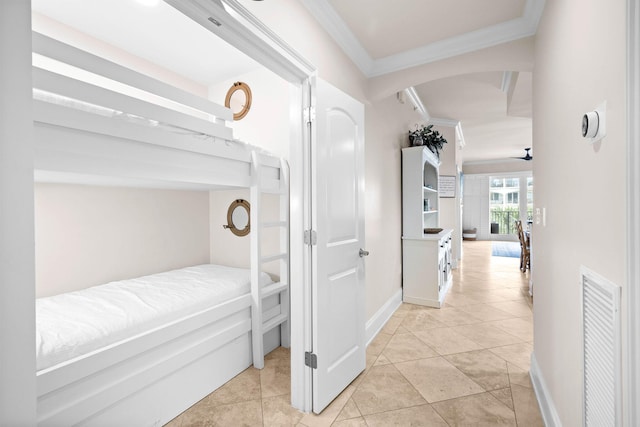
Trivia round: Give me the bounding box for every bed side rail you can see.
[32,31,233,140]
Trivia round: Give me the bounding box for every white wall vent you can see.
[581,266,622,427]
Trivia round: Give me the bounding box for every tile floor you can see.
[166,241,543,426]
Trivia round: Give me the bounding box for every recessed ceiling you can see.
[31,0,260,87]
[415,72,532,163]
[327,0,527,60]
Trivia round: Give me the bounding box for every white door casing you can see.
[311,79,366,413]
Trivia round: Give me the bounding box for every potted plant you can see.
[408,124,448,158]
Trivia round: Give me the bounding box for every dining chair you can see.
[515,220,530,272]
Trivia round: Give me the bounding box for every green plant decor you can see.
[408,124,448,157]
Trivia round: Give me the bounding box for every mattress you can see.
[36,264,271,371]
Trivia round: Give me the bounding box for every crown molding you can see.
[429,117,460,128]
[297,0,373,75]
[301,0,546,78]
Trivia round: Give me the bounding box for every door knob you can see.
[359,248,370,257]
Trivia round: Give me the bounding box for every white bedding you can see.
[36,264,271,371]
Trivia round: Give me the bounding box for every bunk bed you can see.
[32,32,290,426]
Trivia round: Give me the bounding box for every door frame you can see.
[168,0,317,411]
[626,0,639,424]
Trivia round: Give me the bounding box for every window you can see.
[490,192,503,205]
[507,192,519,204]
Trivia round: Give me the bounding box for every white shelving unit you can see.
[401,146,453,308]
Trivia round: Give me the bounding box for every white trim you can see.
[365,289,402,346]
[166,0,316,412]
[455,123,466,149]
[297,0,373,75]
[429,117,460,128]
[530,352,563,427]
[626,0,640,425]
[501,71,514,93]
[300,0,546,78]
[403,87,430,122]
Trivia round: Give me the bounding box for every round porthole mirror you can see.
[224,199,250,237]
[224,82,252,121]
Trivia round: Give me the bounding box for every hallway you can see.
[167,241,542,426]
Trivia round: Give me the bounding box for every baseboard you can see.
[365,289,402,346]
[530,352,563,427]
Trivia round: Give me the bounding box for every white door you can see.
[311,79,366,413]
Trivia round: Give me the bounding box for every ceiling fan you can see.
[513,147,533,161]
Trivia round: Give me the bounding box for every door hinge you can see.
[304,106,315,124]
[305,351,317,369]
[304,229,317,246]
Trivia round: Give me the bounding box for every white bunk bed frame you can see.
[32,32,290,426]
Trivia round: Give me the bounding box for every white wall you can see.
[208,189,281,279]
[0,0,36,423]
[365,95,422,318]
[532,0,628,424]
[208,68,291,160]
[35,184,211,297]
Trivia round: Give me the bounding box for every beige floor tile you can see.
[507,362,534,389]
[372,353,391,366]
[395,357,485,403]
[444,350,510,391]
[164,414,183,427]
[488,301,533,317]
[262,394,304,426]
[512,383,545,426]
[351,364,426,415]
[208,367,261,407]
[381,315,403,334]
[363,404,449,426]
[443,291,484,307]
[179,397,216,427]
[208,399,262,427]
[413,327,483,356]
[299,386,355,427]
[420,306,483,327]
[366,332,392,357]
[381,332,438,363]
[457,303,515,322]
[486,317,534,342]
[451,323,523,348]
[330,417,367,427]
[491,388,515,410]
[334,397,361,421]
[261,356,291,398]
[399,309,447,332]
[489,342,533,371]
[432,392,517,426]
[266,346,291,361]
[394,325,410,334]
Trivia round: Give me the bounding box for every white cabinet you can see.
[401,146,453,308]
[402,231,453,308]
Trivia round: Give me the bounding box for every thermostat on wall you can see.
[582,101,606,143]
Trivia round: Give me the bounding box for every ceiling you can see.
[300,0,544,164]
[31,0,544,164]
[31,0,260,87]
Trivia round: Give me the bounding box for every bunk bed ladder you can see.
[250,152,290,369]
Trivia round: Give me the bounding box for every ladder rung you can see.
[261,253,287,264]
[262,281,288,299]
[261,221,287,228]
[263,304,281,320]
[263,313,288,333]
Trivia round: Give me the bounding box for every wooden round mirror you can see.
[224,82,252,121]
[224,199,250,237]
